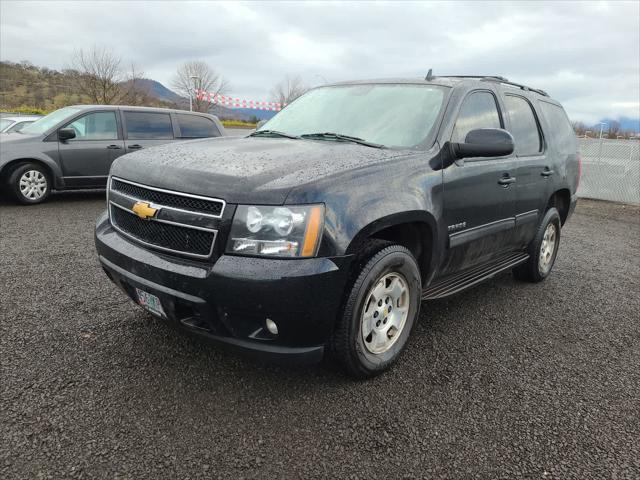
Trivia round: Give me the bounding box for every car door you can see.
[57,110,124,188]
[122,110,175,153]
[502,93,550,246]
[440,89,518,275]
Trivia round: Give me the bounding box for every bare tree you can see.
[270,75,309,106]
[572,121,587,137]
[171,61,229,113]
[69,46,147,105]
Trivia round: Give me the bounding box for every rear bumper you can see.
[95,212,352,364]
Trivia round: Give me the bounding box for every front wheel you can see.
[331,242,421,378]
[513,207,561,282]
[7,163,51,205]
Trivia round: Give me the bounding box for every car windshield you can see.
[0,119,15,130]
[259,84,447,149]
[20,107,82,135]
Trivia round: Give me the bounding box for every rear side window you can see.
[452,91,502,143]
[124,112,173,140]
[177,114,219,138]
[538,101,577,155]
[504,95,542,156]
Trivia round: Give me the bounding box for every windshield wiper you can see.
[299,132,385,149]
[249,129,300,139]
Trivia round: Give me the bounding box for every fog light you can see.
[265,318,278,335]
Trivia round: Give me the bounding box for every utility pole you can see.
[189,75,200,111]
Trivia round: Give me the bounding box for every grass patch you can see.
[221,120,257,129]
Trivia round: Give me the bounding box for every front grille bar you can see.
[108,176,223,259]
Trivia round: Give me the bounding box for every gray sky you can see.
[1,0,638,124]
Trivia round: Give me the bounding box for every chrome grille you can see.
[108,177,224,259]
[111,178,224,217]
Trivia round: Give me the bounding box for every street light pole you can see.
[189,75,200,112]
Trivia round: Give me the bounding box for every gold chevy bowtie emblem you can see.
[132,201,158,220]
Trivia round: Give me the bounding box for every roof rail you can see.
[438,75,549,97]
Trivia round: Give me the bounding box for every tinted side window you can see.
[177,114,219,138]
[452,91,502,143]
[539,101,577,155]
[64,111,118,140]
[504,95,542,156]
[124,112,173,139]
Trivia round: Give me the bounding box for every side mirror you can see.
[451,128,514,160]
[58,128,76,142]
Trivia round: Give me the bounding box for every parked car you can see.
[0,115,43,134]
[0,105,225,204]
[95,75,580,378]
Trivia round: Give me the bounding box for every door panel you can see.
[57,110,123,188]
[442,159,516,274]
[503,94,550,247]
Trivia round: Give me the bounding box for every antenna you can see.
[425,69,434,81]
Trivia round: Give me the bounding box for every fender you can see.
[0,153,65,189]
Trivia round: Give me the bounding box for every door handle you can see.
[498,176,516,186]
[106,144,122,150]
[541,168,554,177]
[128,144,143,150]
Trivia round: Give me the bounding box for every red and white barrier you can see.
[196,90,284,111]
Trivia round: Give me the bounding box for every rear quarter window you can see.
[176,114,219,138]
[538,101,577,155]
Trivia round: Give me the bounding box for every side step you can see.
[422,251,529,300]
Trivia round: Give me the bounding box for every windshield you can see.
[260,84,447,148]
[20,107,82,135]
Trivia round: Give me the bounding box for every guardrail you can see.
[578,138,640,205]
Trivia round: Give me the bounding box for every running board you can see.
[422,252,529,300]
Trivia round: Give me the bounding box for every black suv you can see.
[0,105,225,204]
[95,75,580,378]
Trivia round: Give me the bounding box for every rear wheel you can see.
[331,241,421,378]
[513,207,561,282]
[7,163,51,205]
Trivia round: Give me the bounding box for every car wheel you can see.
[513,207,561,283]
[8,163,51,205]
[331,241,421,378]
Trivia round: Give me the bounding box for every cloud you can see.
[0,0,638,123]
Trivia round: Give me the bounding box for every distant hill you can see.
[133,79,185,104]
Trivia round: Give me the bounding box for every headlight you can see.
[227,204,324,258]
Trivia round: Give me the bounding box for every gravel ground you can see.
[1,194,639,479]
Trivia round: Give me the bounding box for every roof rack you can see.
[434,75,549,97]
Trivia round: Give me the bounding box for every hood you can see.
[110,136,405,204]
[0,132,41,146]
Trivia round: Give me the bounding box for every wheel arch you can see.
[0,157,63,189]
[346,210,438,286]
[547,188,571,225]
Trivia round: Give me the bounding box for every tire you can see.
[7,163,51,205]
[331,241,421,378]
[513,207,561,283]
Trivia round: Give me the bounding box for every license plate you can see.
[135,288,166,318]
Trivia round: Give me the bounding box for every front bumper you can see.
[95,212,352,364]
